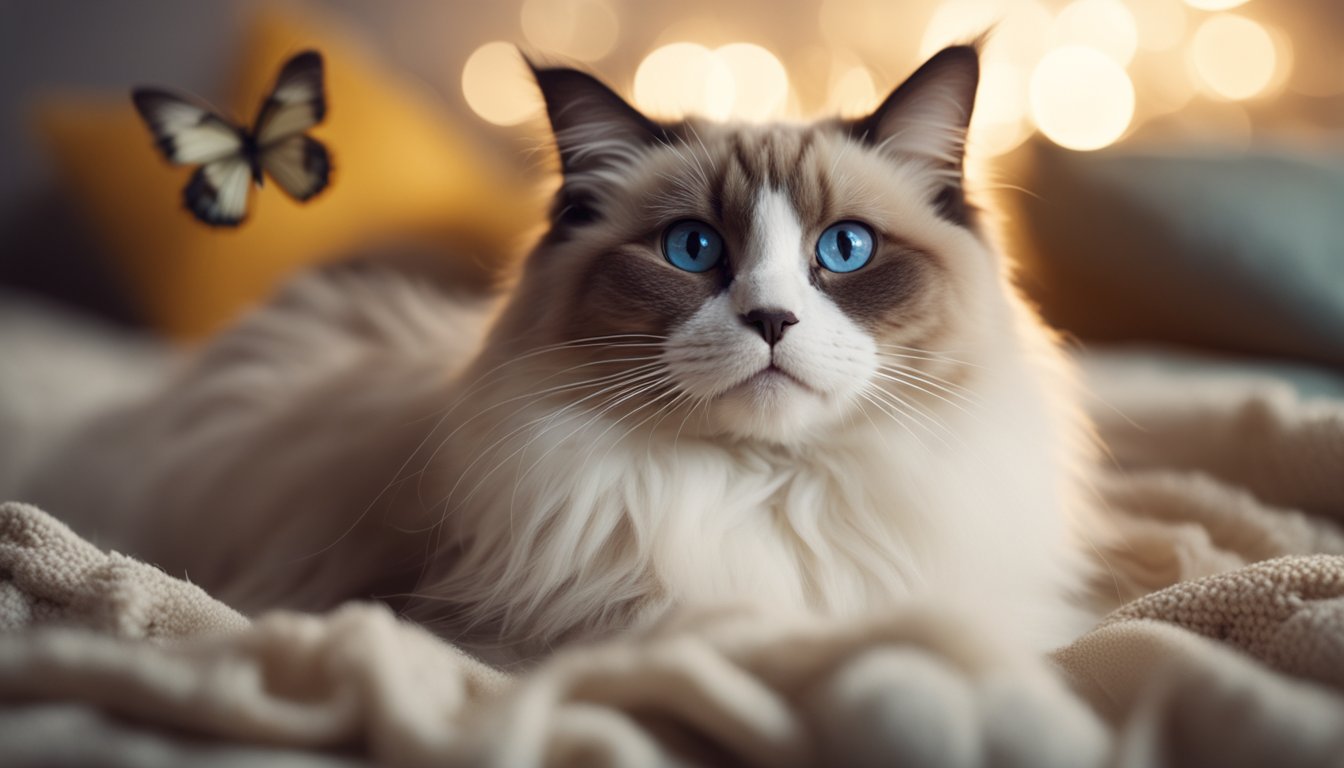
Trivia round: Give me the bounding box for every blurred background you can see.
[0,0,1341,365]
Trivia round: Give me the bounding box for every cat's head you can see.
[486,45,1006,445]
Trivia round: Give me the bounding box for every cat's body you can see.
[22,45,1100,662]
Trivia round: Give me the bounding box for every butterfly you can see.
[132,50,331,227]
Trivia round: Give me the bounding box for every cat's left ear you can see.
[850,44,980,224]
[528,60,666,178]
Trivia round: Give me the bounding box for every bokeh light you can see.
[461,42,543,126]
[820,0,925,65]
[714,43,790,121]
[634,43,733,120]
[920,0,1001,58]
[1051,0,1139,66]
[1190,15,1277,100]
[1029,46,1135,151]
[921,0,1053,65]
[468,0,1335,153]
[826,60,879,117]
[1182,0,1249,9]
[1131,48,1196,117]
[519,0,619,62]
[973,62,1033,156]
[1129,0,1188,51]
[634,42,789,122]
[1263,25,1296,98]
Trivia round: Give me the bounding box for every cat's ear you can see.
[528,60,666,177]
[850,44,980,223]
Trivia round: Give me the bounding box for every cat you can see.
[22,43,1100,663]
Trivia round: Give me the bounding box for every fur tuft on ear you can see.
[527,59,670,230]
[849,44,980,225]
[527,59,667,178]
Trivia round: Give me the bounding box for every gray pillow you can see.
[1007,141,1344,369]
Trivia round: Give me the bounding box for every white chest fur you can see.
[416,354,1090,654]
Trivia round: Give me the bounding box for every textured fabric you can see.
[1,348,1343,766]
[1083,347,1344,613]
[1095,556,1344,688]
[0,502,246,638]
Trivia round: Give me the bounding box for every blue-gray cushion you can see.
[1009,141,1344,368]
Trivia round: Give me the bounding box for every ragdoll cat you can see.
[23,43,1098,662]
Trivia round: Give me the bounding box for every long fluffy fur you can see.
[21,48,1102,665]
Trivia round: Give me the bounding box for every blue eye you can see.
[663,220,724,273]
[816,221,875,273]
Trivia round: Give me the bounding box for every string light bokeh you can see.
[456,0,1342,160]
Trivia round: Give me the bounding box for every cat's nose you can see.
[742,308,799,346]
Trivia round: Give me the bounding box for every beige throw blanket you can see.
[2,349,1343,767]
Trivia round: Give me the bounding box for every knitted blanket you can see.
[1,349,1342,766]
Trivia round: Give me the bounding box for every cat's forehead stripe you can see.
[725,129,820,191]
[731,129,811,189]
[709,126,835,228]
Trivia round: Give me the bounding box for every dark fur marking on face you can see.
[933,185,978,229]
[790,131,816,179]
[783,130,830,225]
[571,247,716,337]
[730,135,760,188]
[710,177,726,222]
[821,241,939,332]
[815,165,834,225]
[538,199,596,248]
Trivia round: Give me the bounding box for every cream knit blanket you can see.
[1,350,1342,767]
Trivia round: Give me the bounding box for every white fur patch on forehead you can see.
[747,187,806,273]
[731,187,808,312]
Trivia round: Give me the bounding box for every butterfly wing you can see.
[261,134,331,202]
[253,50,326,147]
[184,156,253,227]
[134,51,327,225]
[132,89,245,165]
[251,50,331,202]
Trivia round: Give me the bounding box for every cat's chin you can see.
[708,370,841,443]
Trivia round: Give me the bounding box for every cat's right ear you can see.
[528,60,667,178]
[849,44,980,225]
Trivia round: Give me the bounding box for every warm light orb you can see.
[973,62,1033,156]
[991,0,1055,65]
[1129,0,1188,51]
[1183,0,1249,10]
[1263,25,1296,97]
[634,42,789,122]
[1131,49,1196,117]
[1190,15,1277,100]
[714,43,790,121]
[461,42,543,126]
[827,63,878,117]
[921,0,1052,64]
[634,43,733,120]
[920,0,1000,58]
[520,0,619,62]
[1051,0,1139,66]
[820,0,924,62]
[1029,46,1135,151]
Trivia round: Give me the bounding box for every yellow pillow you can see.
[37,8,536,340]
